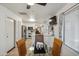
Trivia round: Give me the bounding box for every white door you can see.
[5,18,15,52]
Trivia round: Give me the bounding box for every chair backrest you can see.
[52,37,62,56]
[16,39,27,56]
[35,34,44,44]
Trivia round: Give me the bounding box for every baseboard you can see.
[7,46,15,53]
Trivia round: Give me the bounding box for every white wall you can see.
[0,5,22,55]
[25,22,36,27]
[15,20,22,40]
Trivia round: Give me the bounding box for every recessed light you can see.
[29,18,36,22]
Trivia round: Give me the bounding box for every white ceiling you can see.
[0,3,66,23]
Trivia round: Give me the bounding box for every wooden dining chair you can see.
[52,37,63,56]
[16,39,27,56]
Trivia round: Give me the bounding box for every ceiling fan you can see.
[27,3,47,9]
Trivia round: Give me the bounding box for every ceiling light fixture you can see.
[29,18,36,22]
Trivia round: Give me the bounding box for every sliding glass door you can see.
[64,4,79,53]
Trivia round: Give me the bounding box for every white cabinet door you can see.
[5,18,14,52]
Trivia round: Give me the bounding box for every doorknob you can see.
[6,36,8,38]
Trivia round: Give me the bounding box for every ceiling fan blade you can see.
[36,3,47,6]
[26,3,47,9]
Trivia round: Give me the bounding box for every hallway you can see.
[0,3,79,56]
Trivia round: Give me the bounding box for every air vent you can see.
[19,12,27,15]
